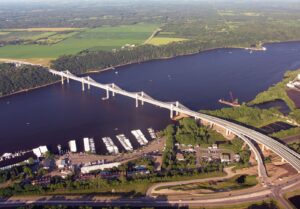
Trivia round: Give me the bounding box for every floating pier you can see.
[147,128,156,139]
[131,129,148,146]
[102,137,119,154]
[116,134,133,151]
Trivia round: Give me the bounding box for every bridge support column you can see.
[135,94,139,108]
[281,158,285,163]
[112,83,115,96]
[87,77,90,89]
[141,92,144,105]
[82,81,85,91]
[175,101,179,115]
[262,144,265,152]
[67,77,69,84]
[170,104,174,118]
[61,75,64,85]
[106,87,109,99]
[225,129,231,136]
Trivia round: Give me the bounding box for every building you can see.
[234,154,241,162]
[56,158,69,169]
[176,153,185,161]
[42,158,55,170]
[220,153,231,163]
[81,162,121,174]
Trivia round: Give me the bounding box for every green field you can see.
[0,23,159,60]
[157,175,257,192]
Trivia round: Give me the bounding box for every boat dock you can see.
[147,128,156,139]
[83,138,96,153]
[116,134,133,151]
[131,129,148,146]
[102,137,119,154]
[68,140,77,153]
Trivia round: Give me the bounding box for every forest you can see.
[0,63,57,96]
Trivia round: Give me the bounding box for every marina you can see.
[102,137,119,154]
[131,129,148,146]
[116,134,133,151]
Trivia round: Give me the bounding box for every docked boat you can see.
[116,134,133,151]
[102,137,119,154]
[147,128,156,139]
[131,129,148,146]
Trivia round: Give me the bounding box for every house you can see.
[56,158,69,169]
[176,153,185,161]
[234,154,241,162]
[221,153,231,163]
[212,144,218,149]
[42,158,55,170]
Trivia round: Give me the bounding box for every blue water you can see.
[1,41,300,154]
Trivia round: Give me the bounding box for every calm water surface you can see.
[1,41,300,154]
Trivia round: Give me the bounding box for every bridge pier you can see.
[61,75,64,85]
[135,93,139,108]
[141,92,144,105]
[81,79,85,91]
[175,101,179,115]
[87,77,90,89]
[112,83,115,96]
[67,77,69,84]
[170,104,174,118]
[106,87,109,99]
[225,129,231,136]
[281,157,285,163]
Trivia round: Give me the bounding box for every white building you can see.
[81,162,121,174]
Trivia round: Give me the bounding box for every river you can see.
[1,41,300,154]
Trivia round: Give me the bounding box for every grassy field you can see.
[146,37,187,46]
[157,174,257,192]
[0,23,159,63]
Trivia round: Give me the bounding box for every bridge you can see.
[48,69,300,179]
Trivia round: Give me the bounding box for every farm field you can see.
[0,23,159,64]
[146,37,187,46]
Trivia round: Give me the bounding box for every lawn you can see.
[0,23,159,61]
[157,174,257,192]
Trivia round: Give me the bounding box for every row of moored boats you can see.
[67,128,156,155]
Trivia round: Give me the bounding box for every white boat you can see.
[131,129,148,146]
[147,128,156,139]
[89,138,96,154]
[102,137,119,154]
[116,134,133,151]
[68,140,77,153]
[83,137,90,152]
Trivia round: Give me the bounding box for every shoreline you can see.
[0,39,298,99]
